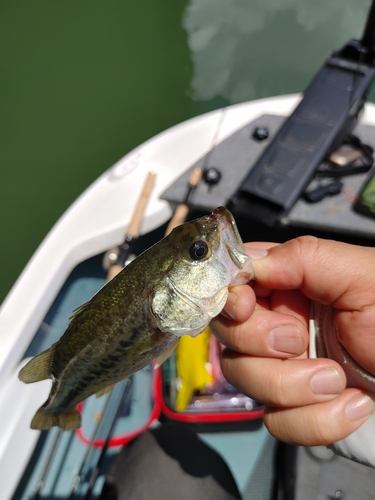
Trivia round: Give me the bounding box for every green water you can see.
[0,0,373,304]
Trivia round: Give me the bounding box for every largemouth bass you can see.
[19,207,253,431]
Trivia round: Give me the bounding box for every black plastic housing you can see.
[232,42,375,226]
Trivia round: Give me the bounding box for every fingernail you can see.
[345,394,375,421]
[311,368,343,395]
[246,248,268,260]
[267,325,303,354]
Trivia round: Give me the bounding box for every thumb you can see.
[250,236,375,375]
[251,236,374,307]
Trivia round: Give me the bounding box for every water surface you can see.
[0,0,372,303]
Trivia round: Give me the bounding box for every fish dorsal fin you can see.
[154,338,179,369]
[18,347,54,383]
[95,384,116,398]
[69,299,91,321]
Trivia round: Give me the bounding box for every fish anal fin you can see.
[95,384,115,398]
[154,338,179,369]
[31,406,81,431]
[18,347,54,384]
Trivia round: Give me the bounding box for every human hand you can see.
[211,236,375,446]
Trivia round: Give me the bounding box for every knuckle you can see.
[263,408,291,442]
[227,323,249,353]
[293,235,320,255]
[266,371,288,407]
[264,405,344,446]
[304,412,338,445]
[290,235,321,267]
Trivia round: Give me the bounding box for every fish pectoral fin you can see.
[154,338,179,369]
[95,384,116,398]
[31,405,81,431]
[18,347,54,384]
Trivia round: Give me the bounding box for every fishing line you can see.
[201,105,227,172]
[31,428,62,500]
[199,75,239,182]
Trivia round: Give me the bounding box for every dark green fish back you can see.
[49,239,176,404]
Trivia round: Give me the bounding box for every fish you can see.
[19,206,253,431]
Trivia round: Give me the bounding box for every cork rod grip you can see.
[164,167,202,236]
[126,171,157,238]
[165,204,189,236]
[106,170,156,281]
[106,264,123,282]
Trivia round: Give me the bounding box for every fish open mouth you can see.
[212,207,254,276]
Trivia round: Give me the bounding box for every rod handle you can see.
[127,170,157,238]
[165,204,189,236]
[106,264,123,281]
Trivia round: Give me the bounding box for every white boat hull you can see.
[2,94,375,497]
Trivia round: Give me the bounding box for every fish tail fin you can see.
[18,347,54,383]
[31,406,81,431]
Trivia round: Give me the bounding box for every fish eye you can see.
[189,240,209,261]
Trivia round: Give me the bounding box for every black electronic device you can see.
[231,2,375,226]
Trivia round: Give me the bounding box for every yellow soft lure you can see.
[175,327,213,411]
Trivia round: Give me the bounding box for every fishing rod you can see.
[79,168,206,498]
[28,169,156,499]
[106,170,156,281]
[71,171,157,498]
[29,44,235,500]
[29,365,114,497]
[164,97,236,235]
[31,429,63,499]
[165,166,203,235]
[68,387,119,499]
[82,380,132,500]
